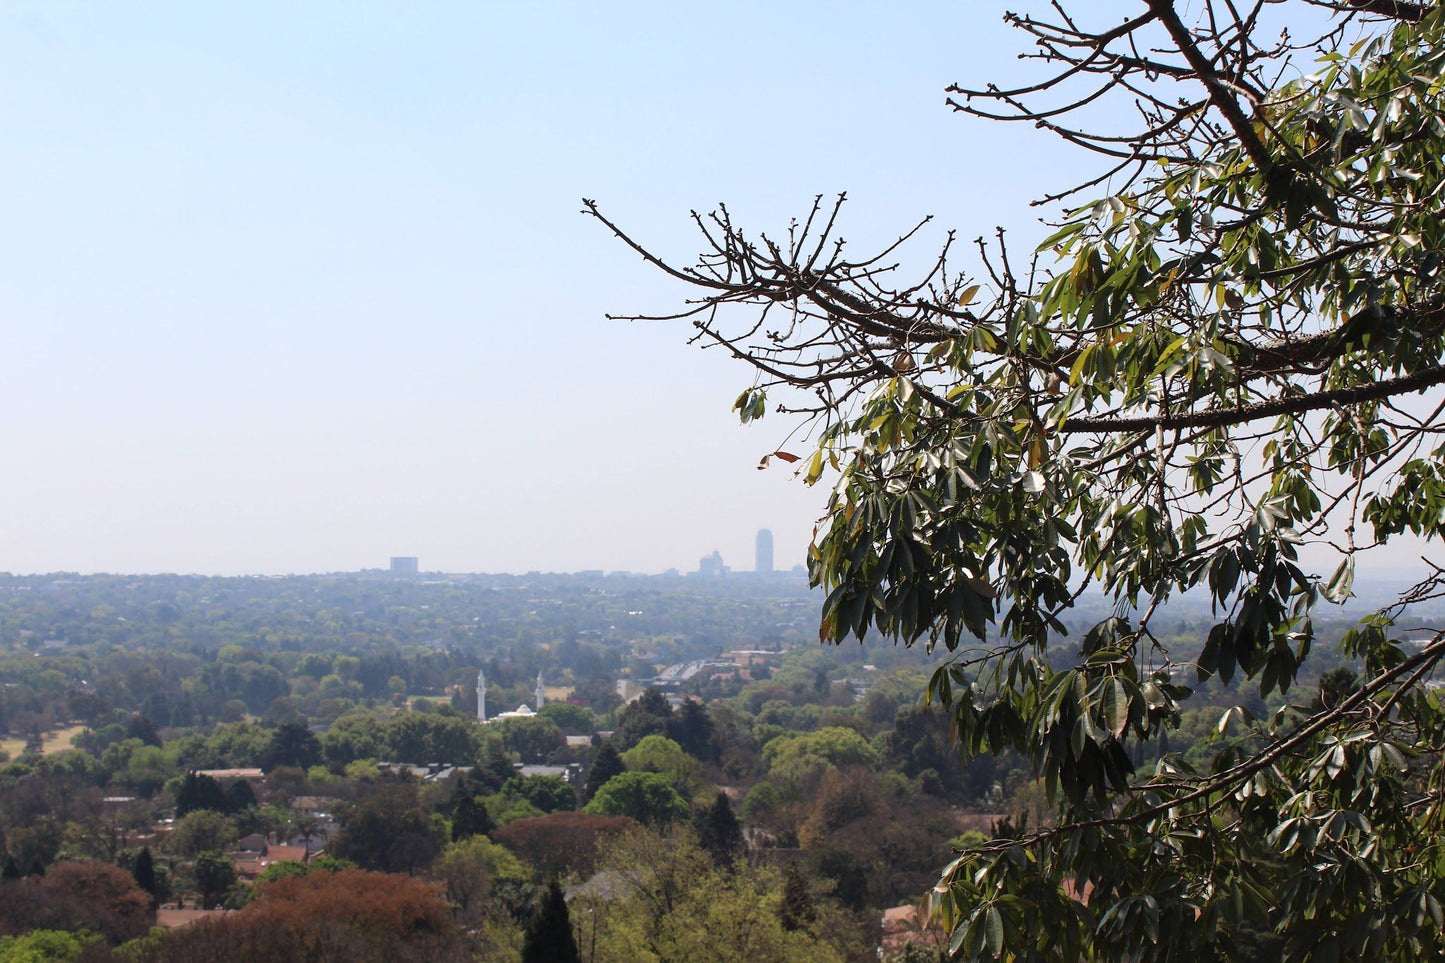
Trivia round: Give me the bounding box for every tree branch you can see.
[1147,0,1277,174]
[1062,365,1445,433]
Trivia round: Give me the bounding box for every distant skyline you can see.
[375,538,800,578]
[0,3,1390,579]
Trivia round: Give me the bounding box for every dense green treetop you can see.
[761,727,880,786]
[582,771,689,827]
[620,735,702,797]
[500,775,576,814]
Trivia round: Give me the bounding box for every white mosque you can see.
[477,668,546,724]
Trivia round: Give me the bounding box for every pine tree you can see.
[175,772,228,817]
[669,700,715,761]
[132,847,159,909]
[778,861,815,932]
[261,721,322,770]
[224,778,258,814]
[127,713,162,748]
[693,791,743,866]
[193,852,236,910]
[613,689,672,751]
[451,794,495,841]
[1,856,20,881]
[581,741,624,803]
[521,878,580,963]
[478,742,516,793]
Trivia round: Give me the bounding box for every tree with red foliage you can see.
[0,859,154,944]
[128,868,468,963]
[248,869,452,940]
[492,812,636,879]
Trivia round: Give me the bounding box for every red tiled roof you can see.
[880,904,948,956]
[882,905,920,930]
[233,847,309,880]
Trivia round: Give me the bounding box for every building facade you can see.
[755,528,774,574]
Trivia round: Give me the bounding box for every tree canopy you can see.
[621,735,702,797]
[762,727,880,787]
[595,1,1445,958]
[329,786,446,875]
[582,771,689,827]
[572,828,845,963]
[129,868,467,963]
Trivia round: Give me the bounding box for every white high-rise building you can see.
[756,528,774,574]
[535,671,545,709]
[476,668,486,723]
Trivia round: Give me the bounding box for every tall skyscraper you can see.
[756,528,774,574]
[476,668,486,723]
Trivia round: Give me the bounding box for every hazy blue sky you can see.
[0,3,1154,575]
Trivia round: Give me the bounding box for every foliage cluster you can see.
[593,0,1445,957]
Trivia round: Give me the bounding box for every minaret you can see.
[476,668,486,723]
[535,670,545,710]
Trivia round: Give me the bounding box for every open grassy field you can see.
[0,724,87,764]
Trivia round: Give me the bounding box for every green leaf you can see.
[1216,705,1254,736]
[804,448,825,485]
[1322,557,1355,603]
[1102,679,1129,738]
[1037,220,1088,250]
[985,905,1004,957]
[732,388,767,424]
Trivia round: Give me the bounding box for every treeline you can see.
[0,573,1370,960]
[0,571,854,746]
[0,675,966,960]
[0,571,822,660]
